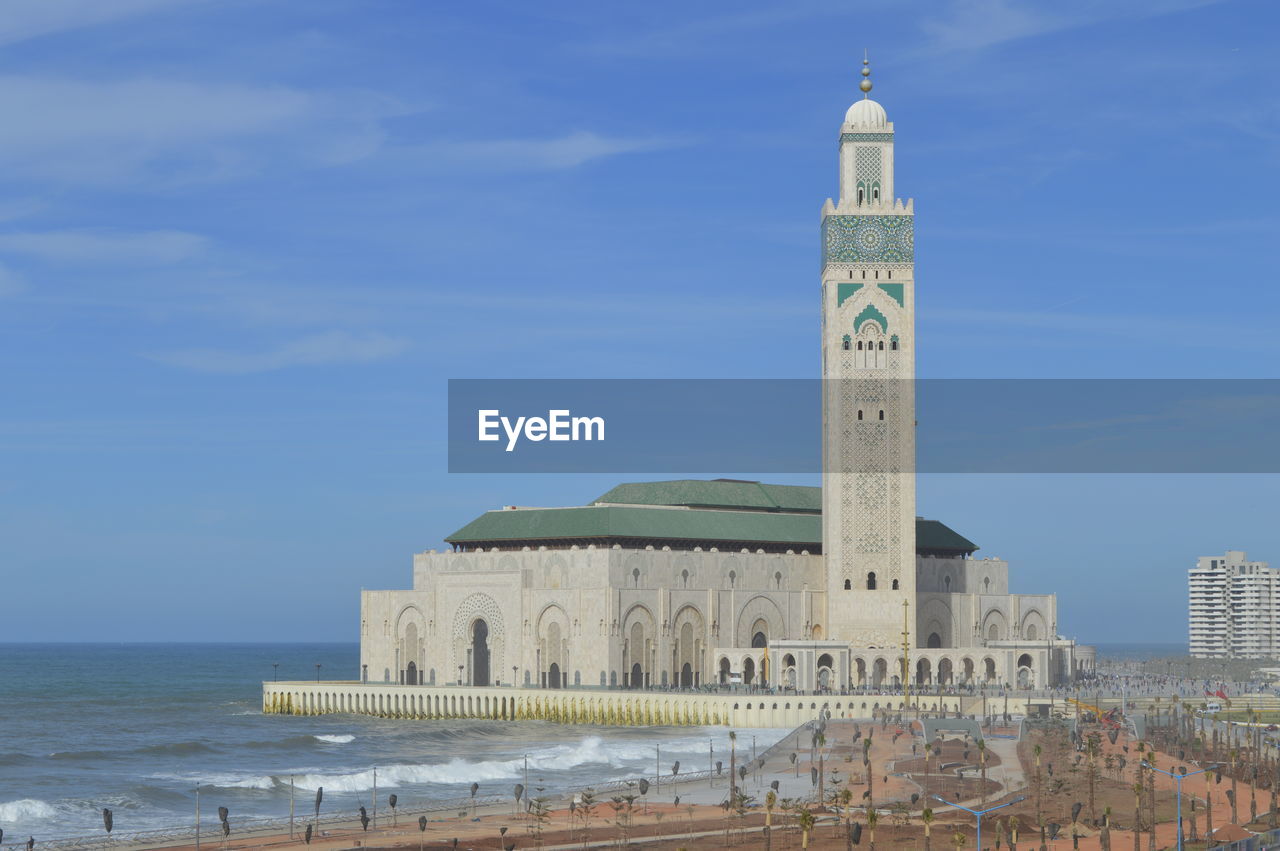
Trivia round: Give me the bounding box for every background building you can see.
[1189,550,1280,659]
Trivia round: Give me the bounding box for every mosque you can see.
[358,61,1095,697]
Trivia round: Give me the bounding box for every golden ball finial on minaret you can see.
[860,54,872,96]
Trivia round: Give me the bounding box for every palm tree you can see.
[1146,756,1156,851]
[1270,763,1278,830]
[729,731,738,798]
[864,737,874,810]
[1100,806,1111,851]
[979,740,988,810]
[867,807,879,851]
[1087,735,1099,824]
[1034,743,1043,831]
[765,790,776,828]
[798,806,816,850]
[816,732,827,803]
[1206,766,1215,840]
[923,807,934,851]
[1231,749,1240,824]
[1132,781,1143,851]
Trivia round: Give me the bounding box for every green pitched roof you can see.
[446,505,821,547]
[916,519,979,555]
[593,479,821,513]
[444,479,979,555]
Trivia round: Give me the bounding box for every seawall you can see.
[262,681,1034,728]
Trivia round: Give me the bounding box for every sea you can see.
[0,644,790,843]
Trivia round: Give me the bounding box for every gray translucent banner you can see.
[447,379,1280,473]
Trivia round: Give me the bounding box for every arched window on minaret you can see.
[878,410,885,420]
[866,572,877,590]
[844,579,851,590]
[842,335,851,350]
[856,341,863,351]
[856,181,866,205]
[857,410,863,421]
[892,579,899,590]
[872,181,881,203]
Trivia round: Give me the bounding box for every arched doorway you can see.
[680,663,693,687]
[548,662,562,689]
[719,657,731,683]
[406,661,418,685]
[938,658,953,685]
[472,619,490,686]
[927,632,942,648]
[751,631,767,648]
[1017,653,1033,688]
[631,662,643,689]
[743,657,756,685]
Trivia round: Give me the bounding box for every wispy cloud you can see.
[918,0,1229,53]
[0,0,196,47]
[413,131,689,172]
[0,76,408,184]
[0,262,25,296]
[927,307,1280,352]
[0,229,207,264]
[152,331,411,374]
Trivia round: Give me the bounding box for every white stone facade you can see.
[361,548,1086,690]
[362,546,823,689]
[1189,550,1280,659]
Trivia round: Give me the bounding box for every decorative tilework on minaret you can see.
[821,56,917,650]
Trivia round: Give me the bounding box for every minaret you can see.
[820,56,917,652]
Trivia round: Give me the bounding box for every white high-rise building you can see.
[1189,550,1280,659]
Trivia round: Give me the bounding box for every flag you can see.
[1216,689,1229,700]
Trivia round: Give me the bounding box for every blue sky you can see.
[2,0,1278,644]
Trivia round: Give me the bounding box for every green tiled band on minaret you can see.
[878,283,905,307]
[837,283,863,306]
[821,215,914,264]
[853,302,888,333]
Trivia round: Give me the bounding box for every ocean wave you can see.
[0,751,35,767]
[49,740,215,761]
[49,749,114,761]
[138,741,216,756]
[286,735,623,793]
[313,734,355,744]
[0,798,59,822]
[197,774,278,792]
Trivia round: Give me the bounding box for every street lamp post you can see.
[273,663,279,682]
[1143,761,1218,851]
[933,794,1024,851]
[315,663,321,683]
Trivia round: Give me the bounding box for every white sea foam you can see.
[168,773,278,791]
[314,734,355,744]
[0,798,59,822]
[286,736,624,793]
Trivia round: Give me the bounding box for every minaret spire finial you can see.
[860,50,873,99]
